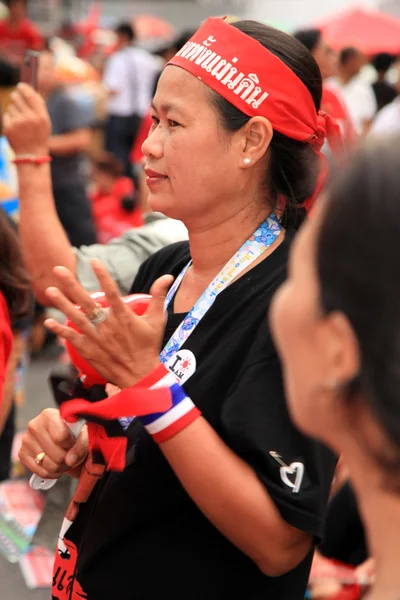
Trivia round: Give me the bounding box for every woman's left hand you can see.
[44,259,173,388]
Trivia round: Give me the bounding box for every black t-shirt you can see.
[320,481,367,567]
[57,239,336,600]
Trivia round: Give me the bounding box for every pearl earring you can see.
[244,158,251,166]
[325,379,339,392]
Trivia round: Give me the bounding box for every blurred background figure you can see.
[0,0,43,66]
[331,47,377,136]
[293,28,357,147]
[0,209,30,482]
[370,52,398,112]
[90,151,143,243]
[152,29,195,94]
[103,22,159,176]
[37,48,96,248]
[369,66,400,137]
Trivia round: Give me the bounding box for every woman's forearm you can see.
[160,417,311,577]
[17,163,77,305]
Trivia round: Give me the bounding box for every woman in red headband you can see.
[15,19,340,600]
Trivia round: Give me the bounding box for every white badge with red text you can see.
[165,350,197,385]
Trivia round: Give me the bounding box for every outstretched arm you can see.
[17,161,77,305]
[4,84,77,305]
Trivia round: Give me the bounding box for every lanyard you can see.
[119,213,281,429]
[160,213,282,363]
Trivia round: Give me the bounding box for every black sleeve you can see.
[320,481,367,565]
[220,323,337,541]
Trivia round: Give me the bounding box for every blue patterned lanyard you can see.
[159,213,282,363]
[119,213,281,429]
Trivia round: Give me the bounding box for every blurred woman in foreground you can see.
[271,136,400,600]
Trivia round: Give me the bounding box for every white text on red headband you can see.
[175,35,269,110]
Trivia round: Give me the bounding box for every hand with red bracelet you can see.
[43,259,173,390]
[3,82,51,157]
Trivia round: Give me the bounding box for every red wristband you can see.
[12,154,52,165]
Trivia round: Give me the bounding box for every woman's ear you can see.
[239,116,273,167]
[323,310,360,386]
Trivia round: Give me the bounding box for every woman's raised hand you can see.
[19,409,89,480]
[44,259,174,389]
[3,83,51,156]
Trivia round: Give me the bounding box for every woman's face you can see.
[313,38,335,80]
[270,206,400,474]
[270,209,337,442]
[142,66,247,225]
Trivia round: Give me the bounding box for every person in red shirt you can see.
[130,110,152,167]
[0,0,44,65]
[293,28,357,148]
[90,152,143,243]
[0,291,12,413]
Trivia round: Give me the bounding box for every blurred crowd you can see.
[0,1,399,600]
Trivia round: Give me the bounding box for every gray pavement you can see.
[0,348,58,600]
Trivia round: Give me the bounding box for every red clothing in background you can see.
[0,18,44,63]
[130,111,153,165]
[0,291,12,409]
[322,84,357,148]
[90,177,143,243]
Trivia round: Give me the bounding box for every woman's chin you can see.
[148,195,179,220]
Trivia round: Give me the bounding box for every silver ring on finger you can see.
[88,304,108,326]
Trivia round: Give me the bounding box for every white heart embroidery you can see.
[280,462,304,494]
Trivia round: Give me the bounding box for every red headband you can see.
[168,18,344,154]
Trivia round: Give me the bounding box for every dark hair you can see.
[5,0,27,6]
[115,22,135,43]
[93,152,124,178]
[339,47,360,67]
[42,40,54,54]
[175,30,196,52]
[5,0,28,8]
[317,136,400,459]
[211,20,322,229]
[0,210,30,321]
[292,28,322,54]
[371,52,396,73]
[154,30,196,59]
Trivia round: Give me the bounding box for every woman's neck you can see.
[341,440,400,600]
[360,496,400,600]
[187,203,271,280]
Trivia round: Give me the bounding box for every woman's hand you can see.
[44,259,173,389]
[19,408,89,480]
[3,83,51,155]
[355,557,375,586]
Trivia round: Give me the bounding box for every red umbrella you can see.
[316,6,400,56]
[132,15,175,41]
